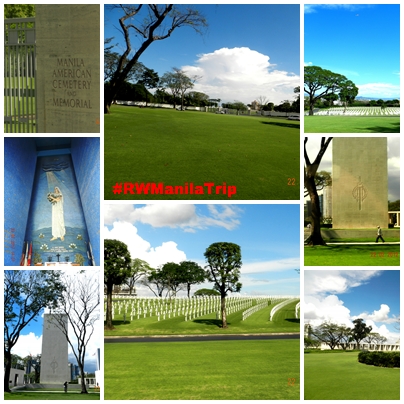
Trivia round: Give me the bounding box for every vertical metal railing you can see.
[4,18,36,133]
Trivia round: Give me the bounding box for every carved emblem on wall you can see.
[352,177,368,210]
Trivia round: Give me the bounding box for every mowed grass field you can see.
[304,244,400,266]
[304,115,400,133]
[104,106,300,200]
[104,300,300,336]
[305,351,400,400]
[5,391,100,400]
[105,339,300,400]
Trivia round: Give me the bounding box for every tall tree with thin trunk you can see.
[204,242,242,328]
[104,240,132,329]
[179,260,206,298]
[4,270,65,392]
[50,271,100,394]
[104,4,207,113]
[304,137,333,245]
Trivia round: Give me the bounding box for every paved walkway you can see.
[105,333,300,343]
[323,242,399,245]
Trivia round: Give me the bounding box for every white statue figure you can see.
[48,186,66,241]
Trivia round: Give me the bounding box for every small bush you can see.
[358,351,400,368]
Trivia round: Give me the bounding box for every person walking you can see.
[375,226,385,243]
[64,381,68,393]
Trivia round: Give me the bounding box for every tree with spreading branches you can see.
[4,270,65,392]
[104,4,207,113]
[304,137,333,245]
[50,271,100,394]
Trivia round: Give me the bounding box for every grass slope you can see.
[104,300,300,336]
[305,351,399,400]
[104,106,299,200]
[105,339,300,400]
[304,115,400,133]
[304,244,400,266]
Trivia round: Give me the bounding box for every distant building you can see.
[251,100,259,110]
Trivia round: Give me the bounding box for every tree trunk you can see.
[79,364,88,394]
[221,296,227,328]
[4,350,12,393]
[305,174,327,246]
[105,283,114,330]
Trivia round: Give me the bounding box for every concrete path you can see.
[105,333,299,343]
[324,242,399,245]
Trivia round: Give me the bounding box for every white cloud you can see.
[12,332,42,358]
[356,304,396,324]
[361,320,400,344]
[181,47,299,104]
[305,270,380,297]
[104,204,241,231]
[305,4,366,14]
[305,294,352,327]
[104,221,186,268]
[357,82,400,99]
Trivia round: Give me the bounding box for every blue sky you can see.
[305,4,400,99]
[10,270,101,373]
[104,204,300,297]
[305,270,400,343]
[104,4,300,104]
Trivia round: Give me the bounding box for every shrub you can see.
[358,351,400,368]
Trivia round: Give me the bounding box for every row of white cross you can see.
[105,295,298,322]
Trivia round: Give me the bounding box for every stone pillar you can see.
[35,5,100,133]
[332,137,388,228]
[41,314,69,384]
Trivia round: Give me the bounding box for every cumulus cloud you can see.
[12,332,42,358]
[104,221,186,268]
[357,82,400,99]
[305,270,381,297]
[356,304,396,324]
[104,204,242,232]
[305,294,352,327]
[181,47,299,104]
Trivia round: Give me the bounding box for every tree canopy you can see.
[4,4,35,18]
[4,270,65,392]
[104,240,132,329]
[204,242,242,328]
[304,65,358,115]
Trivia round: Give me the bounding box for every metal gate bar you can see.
[4,18,36,133]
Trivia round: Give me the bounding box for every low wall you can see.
[321,229,400,239]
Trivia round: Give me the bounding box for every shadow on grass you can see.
[285,318,300,323]
[260,121,300,129]
[106,320,132,327]
[193,319,227,328]
[360,122,400,133]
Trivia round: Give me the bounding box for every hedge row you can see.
[358,351,400,368]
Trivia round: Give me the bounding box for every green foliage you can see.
[358,351,400,368]
[104,240,132,329]
[179,261,206,297]
[194,288,220,296]
[4,4,35,18]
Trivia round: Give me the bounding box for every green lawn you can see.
[104,300,300,336]
[104,106,300,200]
[105,339,300,400]
[305,351,400,400]
[304,115,400,133]
[305,244,400,266]
[5,391,100,400]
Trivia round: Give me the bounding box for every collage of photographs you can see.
[2,2,401,402]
